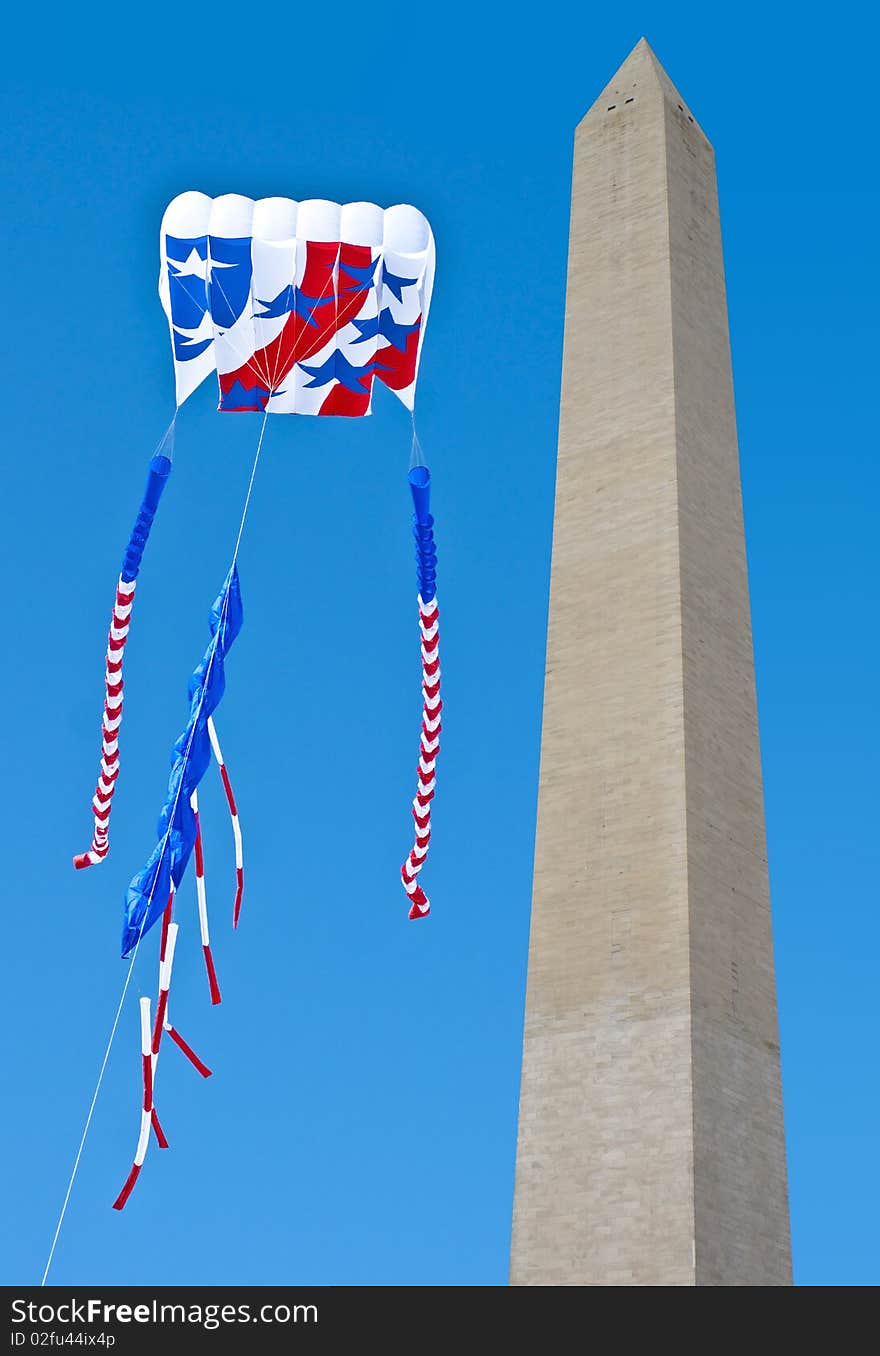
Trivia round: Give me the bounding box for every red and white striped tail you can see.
[401,595,440,919]
[74,577,136,869]
[112,994,156,1210]
[164,1024,213,1079]
[207,717,244,927]
[151,905,178,1056]
[191,789,221,1004]
[156,892,213,1077]
[113,907,216,1209]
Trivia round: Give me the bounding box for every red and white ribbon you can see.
[401,594,441,919]
[152,896,175,1055]
[113,908,215,1209]
[207,717,244,927]
[74,577,136,869]
[164,1023,213,1079]
[157,894,213,1079]
[112,993,158,1210]
[147,926,175,1150]
[190,789,221,1004]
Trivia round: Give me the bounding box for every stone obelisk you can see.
[510,39,791,1286]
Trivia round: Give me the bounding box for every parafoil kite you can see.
[75,193,438,1208]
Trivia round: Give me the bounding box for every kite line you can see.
[42,411,269,1284]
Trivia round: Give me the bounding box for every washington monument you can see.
[510,40,791,1285]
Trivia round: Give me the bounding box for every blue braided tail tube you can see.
[408,466,436,603]
[121,454,172,584]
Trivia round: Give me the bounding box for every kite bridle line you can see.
[409,412,426,469]
[207,242,342,404]
[41,408,270,1286]
[266,242,341,398]
[153,413,177,463]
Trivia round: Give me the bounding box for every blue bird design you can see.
[300,353,389,393]
[381,264,419,303]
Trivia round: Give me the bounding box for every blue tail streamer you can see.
[121,567,243,957]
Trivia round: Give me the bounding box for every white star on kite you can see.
[173,311,214,346]
[167,247,208,279]
[207,256,238,278]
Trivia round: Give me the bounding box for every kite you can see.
[74,193,439,1207]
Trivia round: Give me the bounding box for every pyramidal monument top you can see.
[582,38,709,142]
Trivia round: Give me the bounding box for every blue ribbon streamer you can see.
[121,567,243,957]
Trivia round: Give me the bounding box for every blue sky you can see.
[1,2,876,1287]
